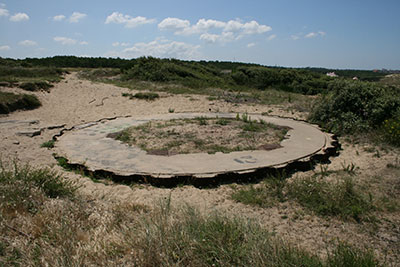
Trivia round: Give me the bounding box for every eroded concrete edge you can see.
[51,113,340,186]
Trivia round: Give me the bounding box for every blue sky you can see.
[1,0,399,69]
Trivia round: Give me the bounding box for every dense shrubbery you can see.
[0,66,63,82]
[0,92,41,114]
[309,80,400,135]
[232,66,331,94]
[19,81,53,92]
[382,117,400,146]
[121,57,227,88]
[120,57,332,94]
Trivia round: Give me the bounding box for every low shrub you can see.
[19,81,53,92]
[382,117,400,146]
[309,80,400,134]
[0,92,41,114]
[40,140,55,149]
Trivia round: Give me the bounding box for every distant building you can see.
[326,72,338,77]
[352,76,359,80]
[220,69,232,74]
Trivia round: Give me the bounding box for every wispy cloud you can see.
[112,42,130,47]
[247,42,256,48]
[10,12,29,22]
[0,45,10,51]
[158,17,271,44]
[69,12,87,23]
[267,34,277,41]
[54,36,88,45]
[305,31,326,38]
[53,15,66,21]
[105,12,156,28]
[291,34,300,40]
[114,38,200,59]
[0,7,9,17]
[19,40,37,46]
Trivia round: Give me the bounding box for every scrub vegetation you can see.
[1,55,399,265]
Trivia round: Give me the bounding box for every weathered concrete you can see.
[54,113,337,179]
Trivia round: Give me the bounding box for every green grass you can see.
[286,175,374,222]
[0,160,77,214]
[110,117,289,155]
[0,66,63,83]
[0,91,41,114]
[232,166,374,222]
[40,140,55,149]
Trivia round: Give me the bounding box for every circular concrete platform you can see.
[54,113,336,179]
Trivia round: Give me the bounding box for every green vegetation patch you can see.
[309,80,400,135]
[41,140,55,149]
[233,165,375,222]
[122,91,160,101]
[0,66,63,84]
[0,91,41,114]
[19,81,53,92]
[108,116,290,155]
[0,160,77,215]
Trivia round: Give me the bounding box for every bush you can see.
[382,117,400,146]
[0,92,41,114]
[19,81,53,92]
[309,80,400,134]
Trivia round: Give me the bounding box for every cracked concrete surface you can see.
[54,112,337,179]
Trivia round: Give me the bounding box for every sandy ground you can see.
[1,73,399,264]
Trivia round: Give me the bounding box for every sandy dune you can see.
[1,73,399,262]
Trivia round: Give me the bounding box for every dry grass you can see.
[0,162,384,266]
[109,117,289,155]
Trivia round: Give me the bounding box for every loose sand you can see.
[1,72,399,263]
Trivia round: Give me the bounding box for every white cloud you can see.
[53,15,66,21]
[105,12,155,28]
[69,12,87,23]
[200,32,234,43]
[158,17,190,32]
[112,42,130,47]
[54,37,77,45]
[241,21,271,35]
[158,17,271,43]
[0,45,10,51]
[54,37,88,45]
[267,34,277,41]
[305,31,326,38]
[247,43,256,48]
[19,40,37,46]
[305,32,317,38]
[122,39,200,59]
[291,35,300,40]
[199,33,219,43]
[0,7,9,17]
[10,13,29,22]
